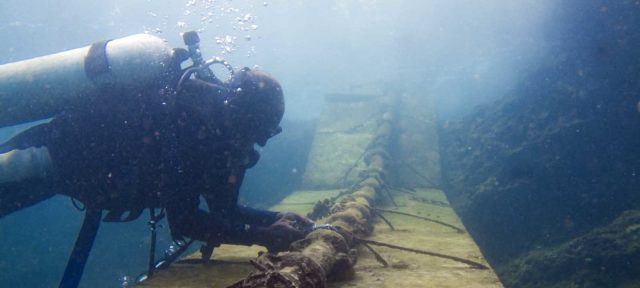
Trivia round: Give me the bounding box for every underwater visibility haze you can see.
[1,0,639,287]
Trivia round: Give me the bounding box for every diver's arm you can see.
[204,167,279,228]
[192,150,310,250]
[165,195,266,245]
[167,164,279,245]
[235,204,279,226]
[207,170,311,252]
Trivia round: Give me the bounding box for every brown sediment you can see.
[227,106,484,288]
[227,106,395,288]
[354,237,489,270]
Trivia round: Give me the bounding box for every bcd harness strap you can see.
[59,208,102,288]
[147,208,163,278]
[84,40,116,89]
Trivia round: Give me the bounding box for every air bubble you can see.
[121,276,130,288]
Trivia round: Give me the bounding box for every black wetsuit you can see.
[1,80,277,245]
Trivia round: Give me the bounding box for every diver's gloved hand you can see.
[275,212,314,229]
[255,212,313,253]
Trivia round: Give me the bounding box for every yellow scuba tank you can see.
[0,34,174,127]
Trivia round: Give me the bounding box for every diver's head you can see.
[225,68,284,146]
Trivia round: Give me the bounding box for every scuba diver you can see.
[0,32,312,287]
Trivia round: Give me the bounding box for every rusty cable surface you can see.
[227,102,396,288]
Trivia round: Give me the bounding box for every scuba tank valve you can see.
[182,31,216,82]
[175,31,235,95]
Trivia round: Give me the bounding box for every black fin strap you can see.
[59,208,102,288]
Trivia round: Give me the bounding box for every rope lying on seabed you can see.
[353,237,488,270]
[227,102,486,288]
[374,208,465,233]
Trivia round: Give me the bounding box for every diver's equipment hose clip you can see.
[297,221,339,235]
[310,223,338,232]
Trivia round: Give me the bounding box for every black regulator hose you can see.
[175,58,235,96]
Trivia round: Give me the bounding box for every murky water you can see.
[1,1,639,287]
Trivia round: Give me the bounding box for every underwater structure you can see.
[439,2,640,287]
[143,90,503,287]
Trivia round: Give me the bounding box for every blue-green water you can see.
[1,1,639,287]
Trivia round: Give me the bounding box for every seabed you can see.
[143,91,503,287]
